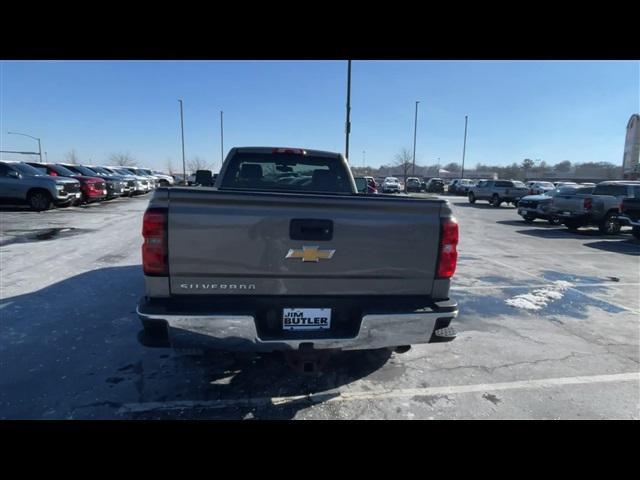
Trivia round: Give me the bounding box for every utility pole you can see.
[345,60,352,160]
[220,110,224,167]
[461,115,468,179]
[412,101,420,176]
[178,100,186,184]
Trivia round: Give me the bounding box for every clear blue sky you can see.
[1,60,638,172]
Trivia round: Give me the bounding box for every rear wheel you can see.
[598,213,621,235]
[468,192,476,204]
[491,194,502,207]
[548,216,562,226]
[28,190,52,211]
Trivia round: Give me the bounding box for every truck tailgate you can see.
[166,189,446,296]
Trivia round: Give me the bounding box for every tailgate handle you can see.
[290,219,333,241]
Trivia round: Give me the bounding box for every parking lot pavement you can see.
[0,194,638,419]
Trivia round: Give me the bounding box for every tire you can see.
[28,190,52,211]
[523,214,536,223]
[548,216,562,226]
[632,227,640,240]
[491,194,502,208]
[468,192,476,204]
[598,213,621,235]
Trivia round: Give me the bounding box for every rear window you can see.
[592,184,627,196]
[220,153,353,194]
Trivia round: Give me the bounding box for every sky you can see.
[0,60,638,172]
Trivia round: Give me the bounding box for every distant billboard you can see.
[623,114,640,179]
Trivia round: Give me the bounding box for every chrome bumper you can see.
[618,215,640,227]
[137,307,457,352]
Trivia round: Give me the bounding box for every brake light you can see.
[584,198,592,211]
[619,202,624,213]
[437,218,459,279]
[142,208,168,275]
[273,148,306,155]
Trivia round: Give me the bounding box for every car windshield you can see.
[512,181,526,188]
[10,163,44,176]
[90,166,112,175]
[49,164,77,176]
[68,165,99,176]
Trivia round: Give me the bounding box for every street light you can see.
[7,131,42,162]
[461,115,468,179]
[412,101,420,176]
[178,100,186,185]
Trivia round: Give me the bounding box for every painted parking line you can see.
[118,372,640,414]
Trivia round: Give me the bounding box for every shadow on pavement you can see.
[512,228,629,239]
[582,239,640,256]
[495,220,560,228]
[0,265,395,420]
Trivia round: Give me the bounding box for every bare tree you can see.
[394,148,413,183]
[187,156,211,173]
[109,153,137,166]
[65,149,79,164]
[165,158,175,175]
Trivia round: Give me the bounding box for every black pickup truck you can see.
[618,197,640,239]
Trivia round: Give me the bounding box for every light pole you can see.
[412,101,420,176]
[220,110,224,168]
[362,150,365,169]
[461,115,468,179]
[345,60,352,160]
[7,131,42,162]
[178,100,186,184]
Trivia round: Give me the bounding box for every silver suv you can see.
[0,161,81,211]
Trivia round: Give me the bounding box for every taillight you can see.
[437,218,459,279]
[142,208,168,276]
[273,148,306,155]
[619,202,625,214]
[584,198,592,211]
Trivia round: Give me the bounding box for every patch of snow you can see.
[505,281,572,311]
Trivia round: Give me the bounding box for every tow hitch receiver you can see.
[283,343,333,374]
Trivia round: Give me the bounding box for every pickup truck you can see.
[617,197,640,239]
[468,180,529,207]
[518,185,594,224]
[137,147,459,363]
[553,181,640,234]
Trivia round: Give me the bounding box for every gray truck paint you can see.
[469,180,529,206]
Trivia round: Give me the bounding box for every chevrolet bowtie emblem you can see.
[286,246,335,262]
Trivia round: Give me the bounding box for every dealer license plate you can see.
[282,308,331,331]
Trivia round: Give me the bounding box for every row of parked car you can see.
[513,180,640,238]
[354,176,447,194]
[0,160,175,211]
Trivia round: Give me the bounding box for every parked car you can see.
[554,181,578,188]
[0,161,82,211]
[617,196,640,239]
[526,181,556,196]
[149,169,175,187]
[87,165,136,197]
[468,179,528,207]
[59,164,124,200]
[24,162,105,205]
[137,146,459,361]
[104,166,150,194]
[382,177,401,193]
[426,178,445,193]
[405,177,422,193]
[120,167,159,189]
[449,179,475,195]
[553,181,640,234]
[517,185,590,224]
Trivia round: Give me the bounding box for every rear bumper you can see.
[618,215,640,227]
[137,297,458,352]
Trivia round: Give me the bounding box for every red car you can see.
[26,162,107,204]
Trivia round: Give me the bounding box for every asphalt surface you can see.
[0,193,638,419]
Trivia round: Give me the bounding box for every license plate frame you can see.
[282,308,332,331]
